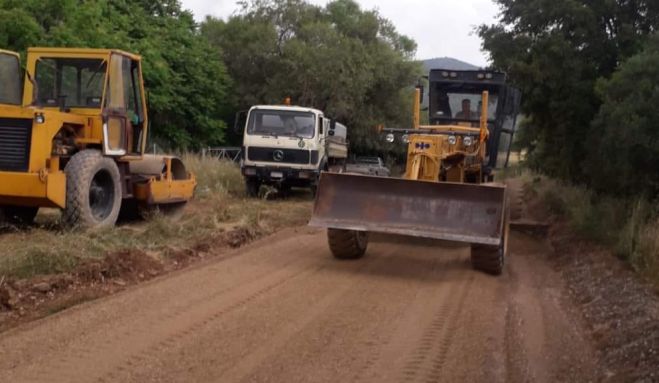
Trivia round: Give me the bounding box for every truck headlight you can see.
[386,133,395,143]
[448,135,457,145]
[244,167,257,176]
[463,136,474,146]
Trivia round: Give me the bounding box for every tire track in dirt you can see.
[108,244,390,382]
[0,230,604,383]
[3,233,332,383]
[229,240,468,383]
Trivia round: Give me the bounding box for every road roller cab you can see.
[0,47,195,229]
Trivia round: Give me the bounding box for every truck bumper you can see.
[0,170,66,208]
[242,165,319,186]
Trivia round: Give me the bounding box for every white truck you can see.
[240,105,348,196]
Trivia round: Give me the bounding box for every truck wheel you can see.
[278,183,291,198]
[327,229,368,259]
[245,178,261,198]
[0,206,39,226]
[63,150,122,229]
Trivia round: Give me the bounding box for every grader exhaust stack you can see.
[310,69,521,275]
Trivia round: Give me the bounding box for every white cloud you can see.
[180,0,499,66]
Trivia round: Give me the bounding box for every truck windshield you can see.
[34,58,107,108]
[247,110,316,139]
[0,53,22,105]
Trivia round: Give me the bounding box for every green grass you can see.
[0,156,312,280]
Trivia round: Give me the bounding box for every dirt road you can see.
[0,228,600,382]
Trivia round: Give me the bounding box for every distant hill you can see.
[421,57,480,72]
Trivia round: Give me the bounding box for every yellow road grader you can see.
[0,48,195,229]
[310,70,521,275]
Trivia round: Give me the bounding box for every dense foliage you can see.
[479,0,659,196]
[0,0,231,148]
[586,36,659,196]
[201,0,421,153]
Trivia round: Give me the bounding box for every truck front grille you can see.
[0,118,33,172]
[247,147,310,165]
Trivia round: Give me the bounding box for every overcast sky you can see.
[180,0,501,67]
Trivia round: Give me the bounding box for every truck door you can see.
[104,53,147,156]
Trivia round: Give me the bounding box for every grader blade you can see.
[309,173,507,246]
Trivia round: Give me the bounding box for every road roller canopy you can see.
[0,50,22,105]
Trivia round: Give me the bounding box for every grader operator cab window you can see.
[430,83,500,124]
[0,53,22,105]
[34,58,106,108]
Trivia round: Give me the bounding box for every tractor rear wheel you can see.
[327,229,368,259]
[63,150,122,229]
[0,206,39,226]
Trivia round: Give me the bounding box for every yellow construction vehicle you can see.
[309,70,521,275]
[0,47,195,229]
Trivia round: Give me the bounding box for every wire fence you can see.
[202,147,242,162]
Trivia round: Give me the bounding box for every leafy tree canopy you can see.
[0,0,231,149]
[586,36,659,196]
[202,0,421,154]
[480,0,659,182]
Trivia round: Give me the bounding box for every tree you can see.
[0,0,231,149]
[585,35,659,196]
[202,0,421,154]
[479,0,659,181]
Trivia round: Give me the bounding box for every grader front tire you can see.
[471,244,505,275]
[327,229,368,260]
[63,150,122,230]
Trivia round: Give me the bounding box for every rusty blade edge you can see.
[308,218,502,246]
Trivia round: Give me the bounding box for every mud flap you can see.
[309,172,507,246]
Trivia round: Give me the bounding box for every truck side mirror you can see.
[319,117,324,135]
[234,110,247,134]
[330,120,336,130]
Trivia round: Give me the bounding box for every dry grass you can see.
[529,175,659,282]
[0,156,312,279]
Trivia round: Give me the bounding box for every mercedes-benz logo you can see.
[273,150,285,162]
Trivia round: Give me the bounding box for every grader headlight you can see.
[385,133,395,143]
[448,135,457,145]
[463,136,474,146]
[401,134,410,144]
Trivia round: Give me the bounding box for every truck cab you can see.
[241,105,348,196]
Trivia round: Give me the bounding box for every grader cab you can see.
[0,48,195,229]
[310,70,521,275]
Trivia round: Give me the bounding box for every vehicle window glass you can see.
[0,53,22,105]
[35,58,106,108]
[247,110,316,139]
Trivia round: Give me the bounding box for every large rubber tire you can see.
[63,150,122,229]
[471,206,509,275]
[327,229,368,260]
[471,243,504,275]
[0,206,38,226]
[245,177,261,198]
